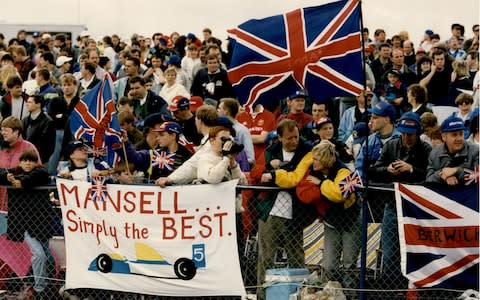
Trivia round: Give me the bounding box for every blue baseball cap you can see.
[397,112,421,134]
[368,101,396,122]
[288,90,308,100]
[352,122,368,144]
[166,54,181,66]
[169,96,189,112]
[217,116,233,129]
[154,121,182,134]
[440,115,465,133]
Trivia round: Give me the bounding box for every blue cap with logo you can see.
[397,112,422,134]
[154,121,182,134]
[368,101,396,122]
[440,115,465,133]
[288,90,308,100]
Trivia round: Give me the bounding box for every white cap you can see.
[80,30,90,38]
[41,33,52,40]
[56,56,73,67]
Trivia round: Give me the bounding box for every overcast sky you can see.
[0,0,478,47]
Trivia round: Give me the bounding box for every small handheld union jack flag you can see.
[151,150,176,171]
[91,176,109,202]
[339,170,363,198]
[464,166,479,185]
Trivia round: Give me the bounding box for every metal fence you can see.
[0,184,475,300]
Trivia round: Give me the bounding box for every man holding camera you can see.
[196,125,246,185]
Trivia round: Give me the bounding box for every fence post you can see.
[358,192,368,300]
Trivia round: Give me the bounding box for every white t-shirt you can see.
[269,149,295,219]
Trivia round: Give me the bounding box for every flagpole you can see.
[358,1,369,299]
[122,142,132,176]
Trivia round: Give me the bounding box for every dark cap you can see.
[397,112,421,134]
[387,69,401,77]
[67,140,87,156]
[440,115,465,133]
[187,33,196,40]
[169,96,189,112]
[352,122,368,144]
[218,116,233,129]
[288,90,308,100]
[143,113,170,129]
[425,29,434,36]
[167,54,181,66]
[154,121,182,134]
[315,117,333,129]
[368,101,396,122]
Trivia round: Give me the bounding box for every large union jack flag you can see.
[227,0,364,111]
[395,183,479,289]
[70,75,122,167]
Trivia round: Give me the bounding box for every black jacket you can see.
[47,95,80,130]
[191,68,235,101]
[258,140,316,227]
[369,137,432,184]
[0,166,53,242]
[133,91,170,121]
[22,112,56,164]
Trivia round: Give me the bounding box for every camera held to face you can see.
[220,136,244,156]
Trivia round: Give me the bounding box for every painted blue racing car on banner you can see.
[88,243,205,280]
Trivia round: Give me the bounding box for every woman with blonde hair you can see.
[450,60,473,92]
[0,64,19,96]
[158,68,190,104]
[271,140,361,297]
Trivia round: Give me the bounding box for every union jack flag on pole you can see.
[395,183,479,289]
[70,75,122,167]
[227,0,364,111]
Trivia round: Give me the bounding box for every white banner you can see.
[56,178,245,297]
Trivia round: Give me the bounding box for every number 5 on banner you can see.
[192,244,206,268]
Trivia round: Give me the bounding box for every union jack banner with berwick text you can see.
[70,75,122,167]
[395,183,479,289]
[227,0,364,111]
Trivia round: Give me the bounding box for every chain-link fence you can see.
[0,184,476,299]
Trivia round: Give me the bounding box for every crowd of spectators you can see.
[0,23,478,298]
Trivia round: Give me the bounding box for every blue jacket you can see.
[355,128,400,180]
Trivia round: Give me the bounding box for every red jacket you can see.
[296,168,330,221]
